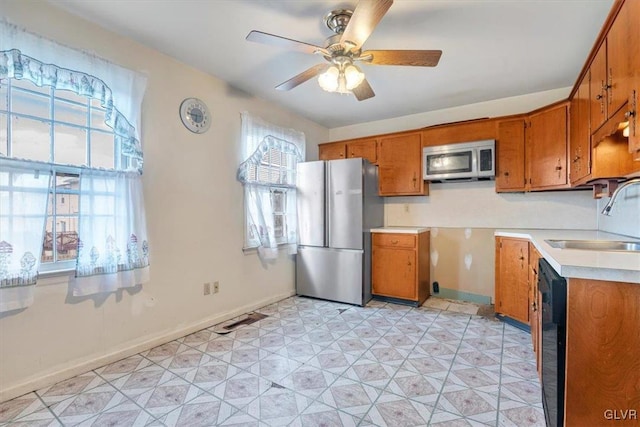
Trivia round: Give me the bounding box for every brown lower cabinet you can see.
[372,231,430,305]
[564,278,640,426]
[495,236,530,324]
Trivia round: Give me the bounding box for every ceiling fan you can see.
[246,0,442,101]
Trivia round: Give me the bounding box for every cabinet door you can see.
[528,243,542,372]
[496,119,526,192]
[372,247,417,300]
[377,133,424,196]
[569,74,591,184]
[347,139,377,164]
[495,237,529,324]
[607,1,630,117]
[565,279,640,426]
[319,142,346,161]
[527,104,568,189]
[629,74,640,160]
[590,42,608,132]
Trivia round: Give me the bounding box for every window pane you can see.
[54,123,86,166]
[0,112,7,156]
[56,173,80,190]
[12,115,51,162]
[12,78,50,95]
[90,108,111,132]
[56,216,78,261]
[55,99,88,126]
[56,194,79,216]
[274,215,284,239]
[55,88,88,104]
[90,131,115,169]
[0,80,7,110]
[12,88,50,119]
[42,218,54,263]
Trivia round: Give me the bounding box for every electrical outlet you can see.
[213,281,219,294]
[203,282,211,295]
[404,203,410,213]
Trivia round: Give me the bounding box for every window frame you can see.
[242,144,300,250]
[0,77,122,272]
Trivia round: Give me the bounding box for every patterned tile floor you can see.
[0,297,545,426]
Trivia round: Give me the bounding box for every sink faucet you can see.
[601,177,640,216]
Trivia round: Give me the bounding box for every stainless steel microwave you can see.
[423,140,495,181]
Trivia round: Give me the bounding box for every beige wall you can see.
[0,1,328,400]
[429,227,496,301]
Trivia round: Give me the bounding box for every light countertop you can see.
[371,227,430,234]
[495,229,640,284]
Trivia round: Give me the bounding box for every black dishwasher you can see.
[539,258,567,427]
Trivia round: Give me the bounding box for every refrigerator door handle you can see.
[326,161,331,245]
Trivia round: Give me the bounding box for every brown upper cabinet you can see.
[570,74,591,184]
[590,2,631,133]
[318,141,346,161]
[377,132,426,196]
[526,103,569,190]
[346,138,377,164]
[496,118,526,192]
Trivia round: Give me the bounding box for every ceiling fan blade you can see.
[340,0,393,50]
[275,63,328,91]
[352,78,375,101]
[246,30,327,55]
[361,50,442,67]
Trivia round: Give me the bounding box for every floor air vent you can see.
[212,312,268,334]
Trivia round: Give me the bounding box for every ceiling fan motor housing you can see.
[324,9,353,34]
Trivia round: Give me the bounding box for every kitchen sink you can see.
[545,239,640,253]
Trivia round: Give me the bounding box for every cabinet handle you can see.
[391,239,399,244]
[531,301,537,312]
[555,165,563,171]
[595,94,603,100]
[407,260,412,266]
[572,156,581,163]
[504,171,510,177]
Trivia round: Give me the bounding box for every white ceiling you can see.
[48,0,614,129]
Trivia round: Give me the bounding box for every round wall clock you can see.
[179,98,211,133]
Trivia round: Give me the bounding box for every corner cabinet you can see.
[377,132,427,196]
[372,230,430,306]
[495,236,529,324]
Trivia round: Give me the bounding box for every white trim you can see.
[0,289,296,402]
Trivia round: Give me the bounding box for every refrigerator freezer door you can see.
[327,158,363,250]
[297,161,325,247]
[296,246,367,306]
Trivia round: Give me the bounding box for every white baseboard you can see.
[0,290,296,402]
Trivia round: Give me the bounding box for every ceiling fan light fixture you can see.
[318,65,340,92]
[344,64,365,90]
[318,63,365,94]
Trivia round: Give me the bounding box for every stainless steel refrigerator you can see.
[296,158,383,306]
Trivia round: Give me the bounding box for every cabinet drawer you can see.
[373,233,416,248]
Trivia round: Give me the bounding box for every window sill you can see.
[38,268,74,279]
[242,243,296,255]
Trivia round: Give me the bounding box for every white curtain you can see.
[71,169,149,297]
[0,19,147,155]
[238,112,305,260]
[0,158,51,311]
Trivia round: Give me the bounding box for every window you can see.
[0,27,149,310]
[243,146,298,246]
[0,77,120,272]
[237,113,305,259]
